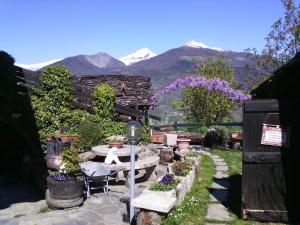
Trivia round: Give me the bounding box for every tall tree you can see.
[245,0,300,89]
[172,55,240,124]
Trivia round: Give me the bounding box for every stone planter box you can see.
[133,156,201,224]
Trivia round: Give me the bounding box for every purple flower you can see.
[175,168,184,176]
[150,75,251,106]
[159,174,174,185]
[49,173,75,182]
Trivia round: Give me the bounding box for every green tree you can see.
[92,83,116,119]
[245,0,300,89]
[173,56,239,124]
[31,66,86,142]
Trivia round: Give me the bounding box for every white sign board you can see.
[261,124,289,147]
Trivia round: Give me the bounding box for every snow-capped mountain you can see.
[119,48,156,65]
[15,58,63,71]
[184,40,224,52]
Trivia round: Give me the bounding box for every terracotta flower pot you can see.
[177,138,191,151]
[150,134,165,143]
[60,134,81,143]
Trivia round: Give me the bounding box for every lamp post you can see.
[124,120,141,223]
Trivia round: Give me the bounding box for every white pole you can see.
[130,144,135,222]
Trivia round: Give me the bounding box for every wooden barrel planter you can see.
[46,176,84,208]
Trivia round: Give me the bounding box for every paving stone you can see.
[213,158,224,162]
[54,219,88,225]
[209,189,229,203]
[215,165,229,171]
[214,172,229,179]
[206,204,233,221]
[211,179,230,189]
[0,219,19,225]
[214,161,227,166]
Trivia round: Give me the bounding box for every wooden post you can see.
[144,108,149,126]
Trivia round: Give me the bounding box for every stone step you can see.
[211,179,230,189]
[214,172,229,179]
[209,189,229,203]
[214,161,227,166]
[206,204,233,221]
[215,165,229,172]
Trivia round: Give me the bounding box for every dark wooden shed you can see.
[242,52,300,222]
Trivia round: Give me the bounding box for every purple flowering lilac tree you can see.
[150,75,251,106]
[150,56,251,123]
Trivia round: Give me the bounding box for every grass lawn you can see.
[162,149,286,225]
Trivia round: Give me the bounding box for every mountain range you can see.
[16,41,251,90]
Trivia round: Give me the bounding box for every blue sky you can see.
[0,0,295,64]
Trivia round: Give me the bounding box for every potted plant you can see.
[177,138,191,151]
[172,160,194,176]
[46,144,84,208]
[60,132,81,143]
[106,135,125,148]
[148,174,179,191]
[150,133,165,143]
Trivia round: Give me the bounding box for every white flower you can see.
[106,135,126,143]
[59,163,66,174]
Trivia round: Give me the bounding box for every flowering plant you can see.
[148,174,180,191]
[150,75,251,106]
[48,145,82,182]
[106,135,126,143]
[172,160,194,176]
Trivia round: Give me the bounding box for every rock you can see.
[209,189,229,203]
[79,152,96,162]
[215,165,229,172]
[132,190,176,213]
[211,179,230,189]
[136,211,162,225]
[206,204,233,221]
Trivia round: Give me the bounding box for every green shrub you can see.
[92,83,116,119]
[204,126,230,148]
[78,115,126,151]
[139,125,151,144]
[211,125,230,143]
[78,115,104,151]
[197,125,208,134]
[61,145,81,175]
[31,65,88,149]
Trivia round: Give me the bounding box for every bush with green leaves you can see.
[61,145,81,175]
[149,174,180,191]
[77,115,104,151]
[31,66,88,147]
[204,126,230,148]
[78,115,125,151]
[92,83,116,119]
[139,125,151,144]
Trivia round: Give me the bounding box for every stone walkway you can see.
[199,150,233,225]
[0,192,129,225]
[0,175,130,225]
